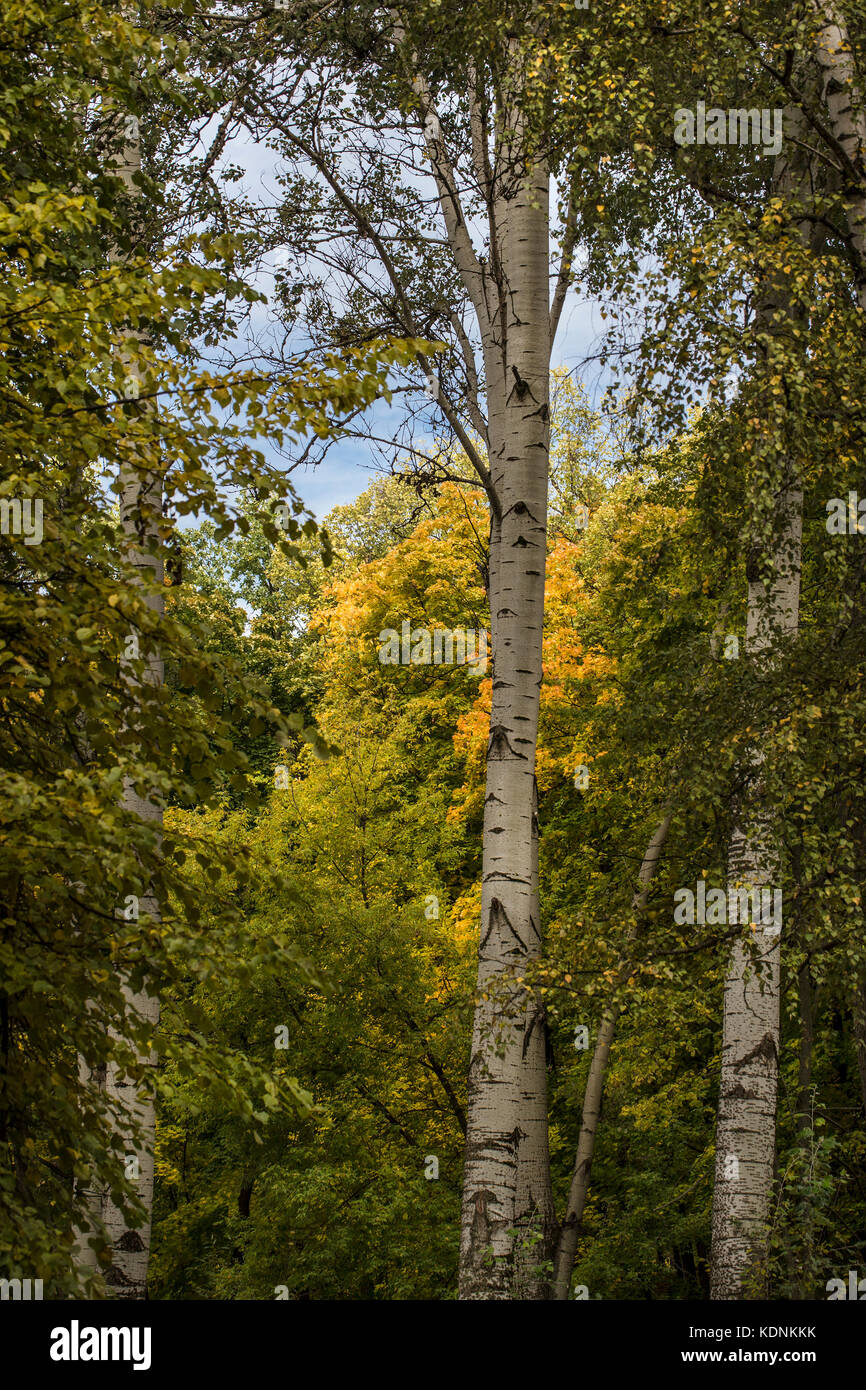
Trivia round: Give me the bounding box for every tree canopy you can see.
[2,0,866,1309]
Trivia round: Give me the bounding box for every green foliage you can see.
[0,0,421,1293]
[6,0,866,1303]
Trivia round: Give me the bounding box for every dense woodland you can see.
[3,0,866,1304]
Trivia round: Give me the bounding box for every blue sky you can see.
[217,126,609,524]
[255,285,610,525]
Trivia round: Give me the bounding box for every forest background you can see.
[3,0,866,1302]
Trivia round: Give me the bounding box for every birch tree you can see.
[710,2,866,1294]
[811,4,866,310]
[202,0,593,1297]
[73,71,164,1292]
[535,1,866,1298]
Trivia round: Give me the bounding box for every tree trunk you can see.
[458,62,556,1301]
[812,3,866,307]
[710,35,864,1293]
[797,961,815,1134]
[98,456,163,1299]
[709,123,807,1286]
[709,464,803,1299]
[75,93,162,1300]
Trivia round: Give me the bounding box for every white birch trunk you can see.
[75,97,162,1299]
[361,19,562,1298]
[710,119,810,1298]
[710,800,789,1298]
[711,34,865,1292]
[458,81,556,1301]
[812,3,866,307]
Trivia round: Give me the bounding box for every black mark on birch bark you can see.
[733,1032,778,1071]
[488,725,526,760]
[116,1229,145,1253]
[480,897,528,957]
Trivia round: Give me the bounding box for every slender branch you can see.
[550,185,578,349]
[448,309,487,438]
[387,10,491,338]
[551,807,674,1300]
[242,97,499,512]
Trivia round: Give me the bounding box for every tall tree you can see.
[72,17,166,1298]
[202,0,593,1296]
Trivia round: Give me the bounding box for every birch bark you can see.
[459,104,555,1304]
[709,117,812,1301]
[75,96,162,1299]
[441,44,557,1300]
[712,17,866,1289]
[811,3,866,307]
[384,17,559,1296]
